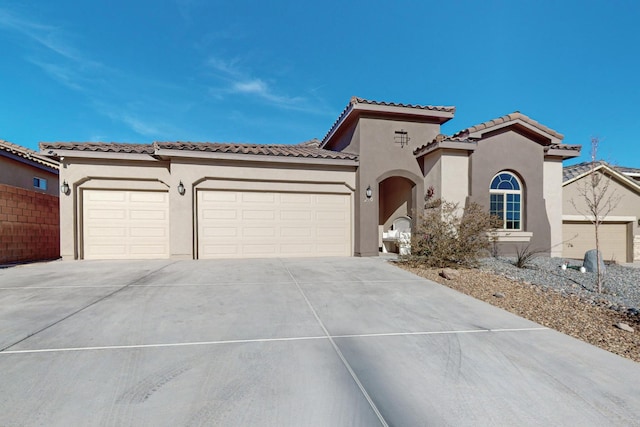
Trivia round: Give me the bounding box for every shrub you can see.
[513,244,545,269]
[405,199,499,268]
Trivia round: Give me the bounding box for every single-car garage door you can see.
[83,190,170,259]
[562,221,630,262]
[197,190,351,258]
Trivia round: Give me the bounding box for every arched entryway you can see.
[378,175,417,253]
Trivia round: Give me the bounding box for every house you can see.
[0,139,60,264]
[563,161,640,263]
[41,97,581,261]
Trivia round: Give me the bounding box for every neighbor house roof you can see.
[563,161,640,193]
[1,139,59,170]
[453,111,564,142]
[563,161,640,183]
[41,141,358,162]
[321,96,456,147]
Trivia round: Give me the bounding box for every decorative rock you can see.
[439,268,460,280]
[583,249,606,273]
[493,292,505,298]
[615,322,635,333]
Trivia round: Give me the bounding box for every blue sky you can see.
[1,1,638,166]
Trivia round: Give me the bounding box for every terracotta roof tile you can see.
[1,139,59,169]
[40,142,155,154]
[453,112,564,141]
[154,141,358,160]
[322,96,456,145]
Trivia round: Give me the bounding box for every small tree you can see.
[407,197,499,268]
[570,137,622,292]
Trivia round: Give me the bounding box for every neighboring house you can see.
[563,161,640,263]
[41,97,580,261]
[0,139,60,264]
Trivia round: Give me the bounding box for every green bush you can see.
[405,199,499,268]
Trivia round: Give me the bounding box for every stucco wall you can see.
[59,156,356,260]
[544,159,564,257]
[0,156,59,196]
[440,151,471,208]
[468,129,551,255]
[563,172,640,227]
[563,171,640,254]
[355,117,440,256]
[0,183,59,264]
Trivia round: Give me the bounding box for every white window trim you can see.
[490,172,523,231]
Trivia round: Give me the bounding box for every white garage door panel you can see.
[198,190,351,259]
[83,190,170,260]
[563,222,629,262]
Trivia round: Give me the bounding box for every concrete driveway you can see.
[1,257,639,426]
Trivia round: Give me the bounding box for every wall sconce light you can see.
[60,180,70,195]
[177,181,186,196]
[365,185,373,200]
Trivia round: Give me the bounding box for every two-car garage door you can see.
[197,190,351,258]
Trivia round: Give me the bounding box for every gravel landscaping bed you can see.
[398,257,640,363]
[479,257,640,314]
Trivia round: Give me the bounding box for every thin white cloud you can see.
[206,55,313,112]
[0,6,184,139]
[0,8,98,66]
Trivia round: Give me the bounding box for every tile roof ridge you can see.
[453,111,564,140]
[350,96,455,112]
[412,133,476,156]
[321,96,456,146]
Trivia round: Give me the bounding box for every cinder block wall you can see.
[0,184,60,264]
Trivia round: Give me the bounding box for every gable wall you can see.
[355,116,440,256]
[0,155,59,196]
[469,129,551,254]
[563,171,640,222]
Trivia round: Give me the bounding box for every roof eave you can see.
[544,148,581,159]
[351,102,455,123]
[321,101,455,149]
[562,164,640,192]
[154,149,359,167]
[41,149,159,162]
[414,140,477,158]
[467,119,563,144]
[1,151,60,173]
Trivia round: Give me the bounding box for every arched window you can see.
[490,172,522,230]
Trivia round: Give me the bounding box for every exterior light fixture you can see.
[177,181,186,196]
[60,180,70,195]
[365,185,373,199]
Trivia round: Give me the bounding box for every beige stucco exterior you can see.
[45,97,581,261]
[56,152,356,260]
[563,168,640,262]
[544,159,564,257]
